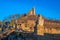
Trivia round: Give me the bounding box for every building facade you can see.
[15,8,60,36]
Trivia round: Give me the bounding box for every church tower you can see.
[28,7,36,16]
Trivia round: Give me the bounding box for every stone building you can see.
[15,8,60,36]
[15,8,37,32]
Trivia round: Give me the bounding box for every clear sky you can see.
[0,0,60,20]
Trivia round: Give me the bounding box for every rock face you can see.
[15,8,60,36]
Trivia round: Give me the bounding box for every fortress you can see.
[14,8,60,36]
[0,8,60,40]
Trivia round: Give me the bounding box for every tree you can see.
[3,14,21,22]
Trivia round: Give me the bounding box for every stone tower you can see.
[37,15,44,35]
[28,7,36,16]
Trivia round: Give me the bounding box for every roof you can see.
[27,15,37,20]
[44,18,60,29]
[16,15,37,23]
[44,19,60,23]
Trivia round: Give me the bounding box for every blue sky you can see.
[0,0,60,20]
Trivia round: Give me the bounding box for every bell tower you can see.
[28,7,36,16]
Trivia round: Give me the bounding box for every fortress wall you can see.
[37,15,44,35]
[44,19,60,34]
[51,28,60,34]
[27,20,36,32]
[18,20,35,32]
[44,28,60,34]
[44,28,52,34]
[37,25,44,35]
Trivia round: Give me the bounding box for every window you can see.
[30,27,33,30]
[25,25,27,27]
[18,24,21,26]
[20,24,21,26]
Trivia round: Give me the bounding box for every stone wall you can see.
[44,19,60,34]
